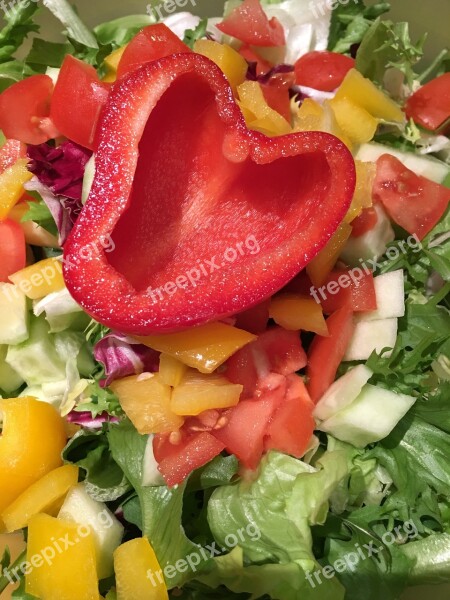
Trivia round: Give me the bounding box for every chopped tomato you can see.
[373,154,450,240]
[117,24,191,79]
[351,205,378,237]
[264,374,315,458]
[294,51,355,92]
[153,431,225,487]
[50,56,110,150]
[307,307,355,403]
[239,44,273,75]
[212,394,280,470]
[217,0,285,47]
[0,75,53,145]
[226,327,307,399]
[261,75,294,122]
[234,298,270,334]
[318,269,377,314]
[0,140,26,175]
[0,219,26,282]
[405,73,450,133]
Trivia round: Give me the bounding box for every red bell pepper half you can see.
[63,53,355,335]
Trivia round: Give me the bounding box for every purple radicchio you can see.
[94,332,160,387]
[246,62,294,85]
[66,411,120,428]
[25,141,92,245]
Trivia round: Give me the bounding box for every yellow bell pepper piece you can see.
[306,222,353,287]
[294,99,353,150]
[9,258,65,300]
[26,513,98,600]
[329,97,378,145]
[171,370,243,416]
[114,537,168,600]
[0,397,67,516]
[344,160,376,224]
[194,40,248,92]
[0,159,32,220]
[334,68,405,123]
[237,81,291,136]
[135,322,256,374]
[110,373,184,434]
[102,45,128,82]
[158,353,187,387]
[269,295,328,336]
[2,465,79,533]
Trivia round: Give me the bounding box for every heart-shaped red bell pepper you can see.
[63,53,355,335]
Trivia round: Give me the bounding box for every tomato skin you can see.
[238,45,273,75]
[264,374,315,458]
[351,206,378,237]
[153,431,225,487]
[307,307,355,403]
[0,75,53,145]
[261,76,294,122]
[319,269,376,314]
[373,154,450,240]
[294,51,355,92]
[117,24,191,79]
[50,56,110,150]
[212,395,280,470]
[0,140,26,175]
[226,327,307,399]
[405,73,450,133]
[0,219,26,282]
[217,0,285,47]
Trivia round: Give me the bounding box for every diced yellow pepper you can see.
[102,45,128,83]
[2,465,79,532]
[329,97,378,145]
[306,222,353,287]
[114,537,168,600]
[135,322,256,374]
[0,159,32,220]
[26,513,98,600]
[294,98,325,131]
[194,40,248,91]
[237,81,291,136]
[269,295,328,336]
[0,397,67,515]
[171,370,243,416]
[110,373,184,434]
[334,69,405,123]
[158,353,187,387]
[9,258,65,300]
[344,160,376,223]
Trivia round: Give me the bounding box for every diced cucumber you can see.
[314,365,373,421]
[142,435,164,487]
[0,283,29,345]
[81,154,96,205]
[344,318,398,362]
[319,384,416,447]
[340,204,395,266]
[356,142,450,183]
[359,270,405,322]
[6,316,66,385]
[0,345,24,394]
[58,483,124,580]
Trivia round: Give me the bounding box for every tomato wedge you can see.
[318,270,377,314]
[117,24,191,79]
[50,56,110,150]
[307,307,355,403]
[405,73,450,133]
[351,205,378,237]
[0,75,53,145]
[0,219,26,282]
[373,154,450,240]
[217,0,285,47]
[294,51,355,92]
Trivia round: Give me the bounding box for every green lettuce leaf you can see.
[42,0,98,49]
[0,1,39,64]
[93,15,156,48]
[356,19,426,87]
[327,2,390,55]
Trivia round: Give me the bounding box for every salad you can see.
[0,0,449,598]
